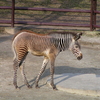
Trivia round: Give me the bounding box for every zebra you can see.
[12,30,83,90]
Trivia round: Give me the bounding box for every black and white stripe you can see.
[49,32,73,51]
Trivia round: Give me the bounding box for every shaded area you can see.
[0,35,12,43]
[27,65,100,88]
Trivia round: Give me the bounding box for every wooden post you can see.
[93,0,97,30]
[11,0,15,27]
[90,0,97,31]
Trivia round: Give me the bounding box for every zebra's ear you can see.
[75,32,83,41]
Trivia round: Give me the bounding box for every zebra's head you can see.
[69,32,83,60]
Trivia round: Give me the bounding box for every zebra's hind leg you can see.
[13,58,19,89]
[20,62,32,89]
[35,57,49,88]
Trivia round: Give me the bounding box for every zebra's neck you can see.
[50,33,72,52]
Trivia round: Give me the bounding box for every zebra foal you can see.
[12,30,83,90]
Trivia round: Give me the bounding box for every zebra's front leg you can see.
[20,62,32,88]
[35,57,49,88]
[50,56,57,90]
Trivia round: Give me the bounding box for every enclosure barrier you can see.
[0,0,100,31]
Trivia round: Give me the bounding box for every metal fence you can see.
[0,0,100,31]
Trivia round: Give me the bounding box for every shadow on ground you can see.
[0,35,12,43]
[25,66,100,88]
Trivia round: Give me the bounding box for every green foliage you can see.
[57,0,90,9]
[0,0,91,9]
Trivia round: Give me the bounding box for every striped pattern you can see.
[12,30,82,89]
[49,32,73,51]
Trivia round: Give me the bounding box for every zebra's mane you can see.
[13,30,77,40]
[47,31,77,36]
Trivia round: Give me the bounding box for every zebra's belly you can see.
[29,50,43,56]
[28,48,50,57]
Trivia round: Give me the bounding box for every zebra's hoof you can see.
[51,84,58,90]
[15,86,20,90]
[53,87,58,90]
[53,86,58,90]
[28,85,32,89]
[35,85,40,89]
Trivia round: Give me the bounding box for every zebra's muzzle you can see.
[77,53,83,60]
